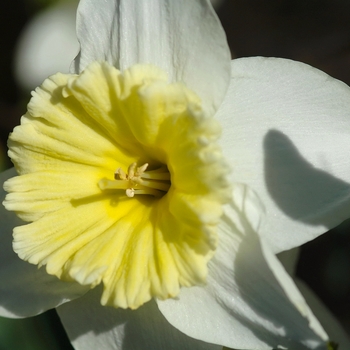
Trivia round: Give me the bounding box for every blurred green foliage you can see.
[0,310,73,349]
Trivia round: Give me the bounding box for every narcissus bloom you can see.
[1,0,350,349]
[4,61,230,310]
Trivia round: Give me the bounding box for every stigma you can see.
[98,162,171,198]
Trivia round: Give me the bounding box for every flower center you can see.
[98,162,171,198]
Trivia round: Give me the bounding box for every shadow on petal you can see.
[216,195,325,349]
[234,232,326,349]
[58,285,219,350]
[264,129,350,228]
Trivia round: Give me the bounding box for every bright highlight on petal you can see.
[3,61,230,309]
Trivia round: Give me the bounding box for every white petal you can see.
[277,247,300,276]
[57,285,221,350]
[0,168,88,318]
[72,0,231,115]
[15,0,79,91]
[278,253,350,349]
[296,279,350,350]
[217,57,350,253]
[158,184,328,349]
[210,0,225,9]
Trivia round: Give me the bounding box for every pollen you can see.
[4,61,230,309]
[98,163,171,198]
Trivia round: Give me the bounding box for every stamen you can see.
[135,163,149,176]
[126,188,135,198]
[141,172,170,180]
[134,188,165,197]
[99,162,171,198]
[138,179,170,192]
[115,167,127,180]
[127,163,137,179]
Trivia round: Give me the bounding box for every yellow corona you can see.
[4,61,230,309]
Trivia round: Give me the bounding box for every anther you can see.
[126,188,135,198]
[99,162,171,198]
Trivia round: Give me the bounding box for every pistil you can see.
[99,162,171,198]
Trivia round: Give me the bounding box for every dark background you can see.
[0,0,349,348]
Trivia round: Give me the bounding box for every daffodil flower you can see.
[1,1,350,350]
